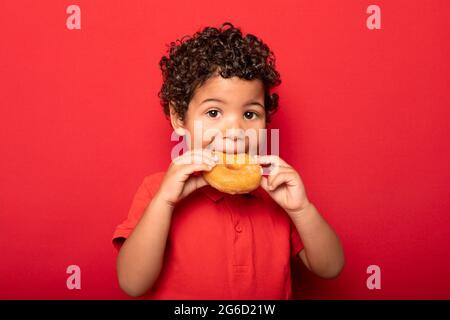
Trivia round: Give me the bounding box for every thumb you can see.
[191,175,209,190]
[260,176,271,193]
[179,175,209,201]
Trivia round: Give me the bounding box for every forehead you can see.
[190,75,264,104]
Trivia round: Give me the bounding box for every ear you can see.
[169,103,186,136]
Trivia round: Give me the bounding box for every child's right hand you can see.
[155,149,218,208]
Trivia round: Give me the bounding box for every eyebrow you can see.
[199,98,264,108]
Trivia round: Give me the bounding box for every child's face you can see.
[171,75,267,154]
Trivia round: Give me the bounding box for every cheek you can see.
[244,119,266,132]
[249,121,267,145]
[184,119,221,149]
[201,122,222,145]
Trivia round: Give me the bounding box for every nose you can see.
[221,114,245,138]
[225,128,245,140]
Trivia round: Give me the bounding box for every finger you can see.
[181,175,209,197]
[261,164,292,176]
[173,150,209,164]
[260,176,270,192]
[180,162,214,176]
[265,165,292,176]
[267,169,289,185]
[174,155,214,166]
[267,172,294,191]
[253,155,290,167]
[174,149,214,161]
[194,148,218,161]
[173,151,218,166]
[254,155,291,176]
[191,175,209,189]
[178,175,209,202]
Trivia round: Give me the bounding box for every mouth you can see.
[206,137,247,154]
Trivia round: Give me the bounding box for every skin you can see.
[116,73,345,297]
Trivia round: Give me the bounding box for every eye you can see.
[206,109,221,118]
[243,111,258,120]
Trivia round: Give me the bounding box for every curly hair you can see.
[158,22,282,122]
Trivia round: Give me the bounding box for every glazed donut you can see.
[203,152,262,195]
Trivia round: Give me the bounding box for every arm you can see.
[116,149,217,297]
[255,155,344,279]
[116,193,174,297]
[291,201,345,279]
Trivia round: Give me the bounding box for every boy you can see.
[112,22,344,299]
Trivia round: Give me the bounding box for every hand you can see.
[156,149,218,208]
[255,155,311,216]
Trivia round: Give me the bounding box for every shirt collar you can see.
[201,184,263,202]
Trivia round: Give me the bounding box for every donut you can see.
[203,152,262,195]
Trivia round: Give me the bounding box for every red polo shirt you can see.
[112,171,304,299]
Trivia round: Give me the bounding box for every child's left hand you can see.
[254,155,311,216]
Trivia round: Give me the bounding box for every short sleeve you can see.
[290,219,304,258]
[112,172,164,251]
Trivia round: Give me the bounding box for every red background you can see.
[1,0,449,299]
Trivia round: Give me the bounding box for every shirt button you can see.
[235,224,243,233]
